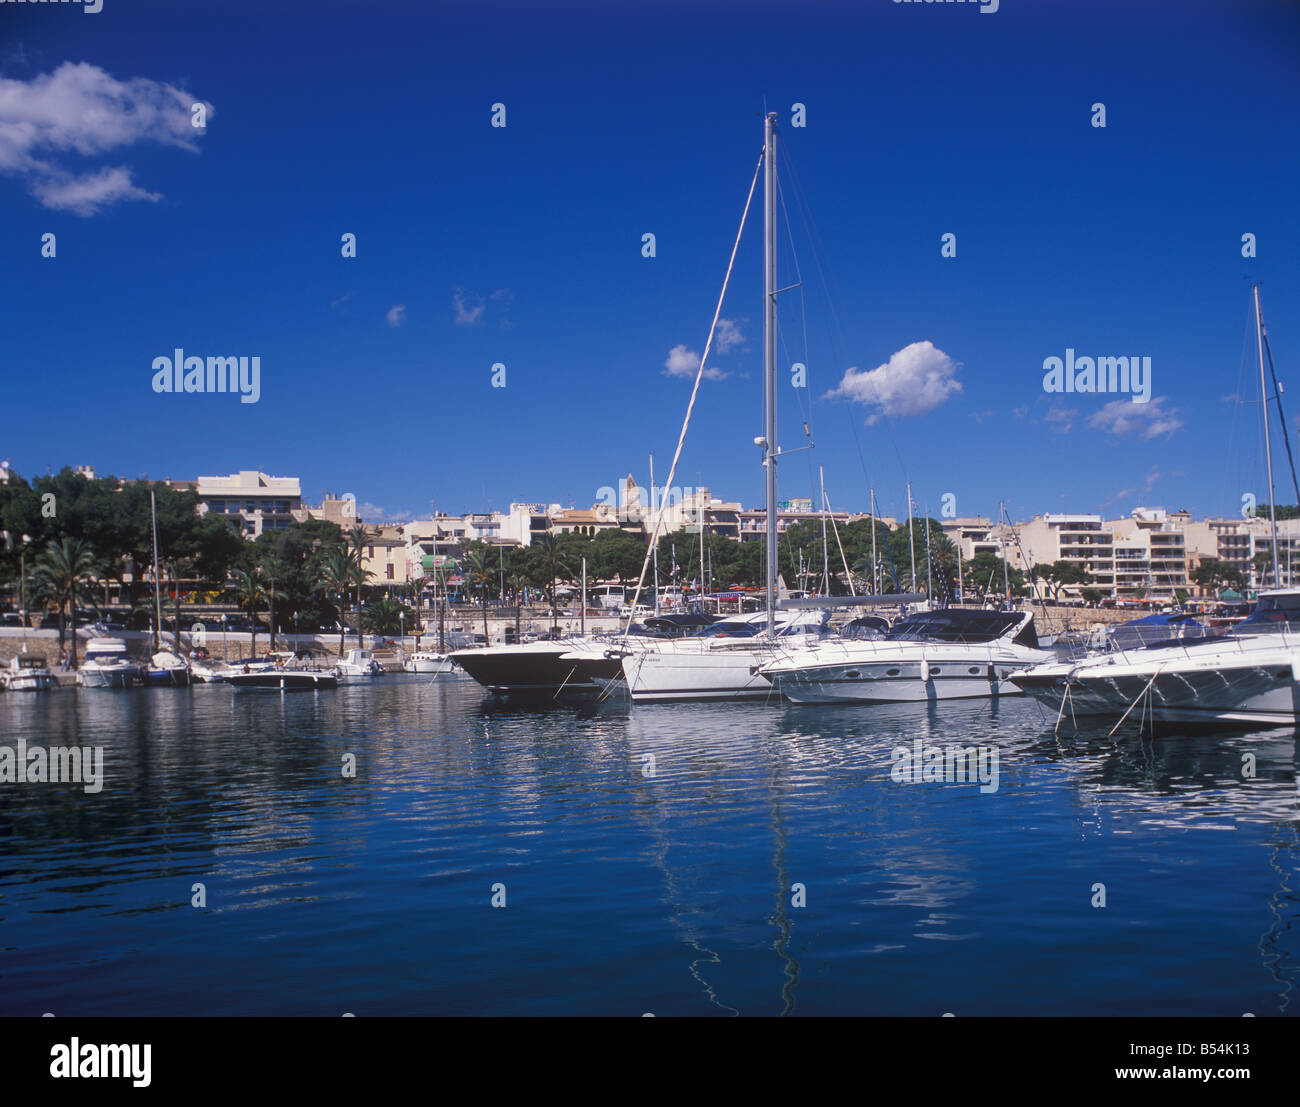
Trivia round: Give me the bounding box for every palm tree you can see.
[507,571,529,641]
[318,546,363,656]
[230,567,267,656]
[462,547,494,642]
[30,537,99,668]
[530,534,571,635]
[346,525,370,644]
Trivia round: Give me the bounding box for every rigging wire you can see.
[621,146,765,635]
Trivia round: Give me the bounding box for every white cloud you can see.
[1087,396,1183,440]
[714,317,745,352]
[825,341,962,423]
[0,62,211,215]
[386,304,406,327]
[356,502,413,524]
[663,344,726,381]
[453,289,485,325]
[1044,404,1077,433]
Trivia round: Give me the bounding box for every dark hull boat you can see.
[228,670,339,691]
[450,641,609,696]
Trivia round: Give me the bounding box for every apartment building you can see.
[196,471,302,538]
[1013,514,1116,594]
[361,525,410,586]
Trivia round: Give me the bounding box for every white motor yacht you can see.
[1009,589,1300,729]
[78,638,143,689]
[760,608,1052,704]
[618,610,833,703]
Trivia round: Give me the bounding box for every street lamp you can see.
[221,612,228,662]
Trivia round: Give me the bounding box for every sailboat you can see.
[143,488,191,686]
[617,112,843,704]
[1009,284,1300,729]
[405,532,456,674]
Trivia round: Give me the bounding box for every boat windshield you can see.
[1232,592,1300,634]
[689,620,762,638]
[886,610,1027,645]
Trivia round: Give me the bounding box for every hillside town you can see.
[1,462,1290,629]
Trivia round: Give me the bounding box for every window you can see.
[386,564,394,580]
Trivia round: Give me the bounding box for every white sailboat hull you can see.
[623,646,777,703]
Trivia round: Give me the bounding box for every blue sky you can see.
[2,0,1298,526]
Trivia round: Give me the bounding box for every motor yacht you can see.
[760,608,1052,704]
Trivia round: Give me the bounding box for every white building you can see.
[196,471,302,538]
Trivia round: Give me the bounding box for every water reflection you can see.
[0,679,1296,1015]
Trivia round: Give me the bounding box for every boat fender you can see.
[987,662,996,682]
[1291,659,1300,684]
[920,659,930,682]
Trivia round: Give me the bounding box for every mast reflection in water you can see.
[0,678,1296,1016]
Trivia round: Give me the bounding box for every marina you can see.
[1,0,1297,1066]
[2,673,1297,1017]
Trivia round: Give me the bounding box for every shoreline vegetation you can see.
[1,466,1226,669]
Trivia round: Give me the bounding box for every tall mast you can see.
[906,480,916,592]
[698,485,706,608]
[957,534,964,605]
[870,487,878,594]
[150,487,162,652]
[1000,500,1011,606]
[924,508,933,600]
[1255,283,1280,588]
[763,110,779,634]
[649,453,660,615]
[819,466,829,595]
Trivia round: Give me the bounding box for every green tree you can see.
[507,571,529,640]
[1036,559,1089,601]
[528,534,573,633]
[362,598,411,635]
[30,537,99,668]
[462,546,495,641]
[318,546,363,655]
[230,568,267,656]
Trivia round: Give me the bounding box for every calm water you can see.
[1,675,1297,1017]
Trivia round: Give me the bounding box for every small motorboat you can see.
[337,648,382,679]
[1,653,60,692]
[189,648,227,683]
[227,669,340,691]
[403,650,456,674]
[228,651,339,691]
[78,638,143,688]
[145,649,191,687]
